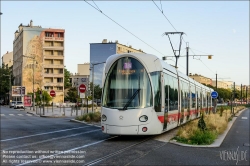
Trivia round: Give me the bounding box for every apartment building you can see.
[90,39,144,86]
[189,73,212,86]
[2,51,13,68]
[13,20,65,103]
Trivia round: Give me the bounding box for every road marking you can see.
[1,126,93,142]
[3,129,101,151]
[18,114,23,116]
[9,114,14,116]
[0,114,5,116]
[26,114,32,116]
[242,117,247,119]
[17,136,118,166]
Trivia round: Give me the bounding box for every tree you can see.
[0,64,14,104]
[65,87,79,103]
[88,82,102,100]
[64,67,71,89]
[28,88,52,105]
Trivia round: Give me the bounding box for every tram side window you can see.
[151,72,161,112]
[197,88,201,109]
[173,77,178,110]
[208,91,211,107]
[200,91,203,109]
[203,91,207,108]
[180,80,188,109]
[180,81,184,109]
[168,76,174,111]
[206,92,210,107]
[170,76,178,110]
[190,84,196,109]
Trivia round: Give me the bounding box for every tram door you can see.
[163,73,168,130]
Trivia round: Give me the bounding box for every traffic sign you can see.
[50,90,56,97]
[79,84,86,93]
[211,91,218,98]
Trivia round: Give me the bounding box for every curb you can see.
[40,115,66,118]
[26,112,40,117]
[169,108,247,148]
[70,119,101,128]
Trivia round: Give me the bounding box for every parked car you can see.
[9,101,17,108]
[14,101,24,109]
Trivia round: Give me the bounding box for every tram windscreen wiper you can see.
[120,88,141,110]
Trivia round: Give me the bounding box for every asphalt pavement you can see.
[1,105,101,118]
[1,105,249,165]
[131,108,250,165]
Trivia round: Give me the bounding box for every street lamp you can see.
[2,74,11,105]
[23,55,36,111]
[90,62,106,112]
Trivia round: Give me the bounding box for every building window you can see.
[57,78,63,83]
[57,86,63,90]
[45,32,53,37]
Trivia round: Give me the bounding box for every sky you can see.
[1,1,249,86]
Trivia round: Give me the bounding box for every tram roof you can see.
[105,53,213,92]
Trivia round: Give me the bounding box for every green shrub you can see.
[189,130,217,145]
[198,113,206,131]
[75,112,101,122]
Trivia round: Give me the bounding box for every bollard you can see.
[63,106,65,116]
[43,105,45,115]
[71,106,72,116]
[60,106,61,112]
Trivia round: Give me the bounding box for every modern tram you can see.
[101,53,213,135]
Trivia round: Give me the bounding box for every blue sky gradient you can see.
[1,1,249,85]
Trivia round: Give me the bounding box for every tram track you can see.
[16,136,119,166]
[83,135,156,166]
[1,129,101,151]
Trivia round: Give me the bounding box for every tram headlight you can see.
[139,115,148,122]
[102,114,107,121]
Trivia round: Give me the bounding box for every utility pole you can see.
[216,73,217,91]
[240,84,242,105]
[162,32,185,68]
[163,44,213,76]
[186,42,189,76]
[246,86,248,104]
[91,62,106,112]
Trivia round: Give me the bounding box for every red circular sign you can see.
[50,90,56,97]
[79,84,86,93]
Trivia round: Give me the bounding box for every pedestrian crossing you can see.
[1,113,33,117]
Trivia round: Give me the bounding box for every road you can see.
[1,105,249,165]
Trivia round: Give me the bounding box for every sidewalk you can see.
[25,106,101,118]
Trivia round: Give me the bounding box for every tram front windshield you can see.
[102,57,152,110]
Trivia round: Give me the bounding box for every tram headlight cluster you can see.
[102,114,107,121]
[139,115,148,122]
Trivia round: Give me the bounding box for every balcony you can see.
[43,64,64,68]
[44,55,64,59]
[43,46,64,50]
[44,37,64,41]
[43,82,64,87]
